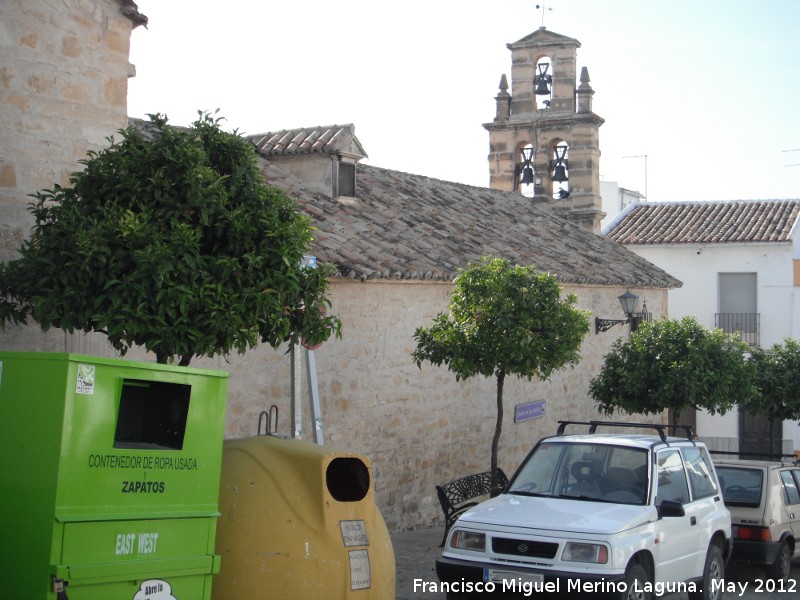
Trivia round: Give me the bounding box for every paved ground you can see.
[391,527,800,599]
[391,527,445,600]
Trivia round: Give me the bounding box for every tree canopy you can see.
[412,257,590,486]
[0,112,340,365]
[744,338,800,422]
[589,316,755,421]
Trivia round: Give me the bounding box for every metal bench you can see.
[436,468,508,546]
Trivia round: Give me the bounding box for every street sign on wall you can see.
[514,400,546,423]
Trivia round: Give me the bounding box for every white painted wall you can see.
[600,181,643,231]
[623,239,800,452]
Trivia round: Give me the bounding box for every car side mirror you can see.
[658,499,685,518]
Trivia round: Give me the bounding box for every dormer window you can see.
[336,159,356,198]
[249,124,366,201]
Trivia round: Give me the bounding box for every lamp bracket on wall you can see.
[595,290,643,335]
[595,317,630,334]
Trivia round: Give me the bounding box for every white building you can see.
[604,199,800,455]
[600,181,644,230]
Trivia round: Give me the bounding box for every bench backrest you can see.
[439,469,508,506]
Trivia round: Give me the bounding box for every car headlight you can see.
[449,530,486,551]
[562,542,609,564]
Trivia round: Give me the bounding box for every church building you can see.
[0,1,679,529]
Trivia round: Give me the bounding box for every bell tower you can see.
[484,27,605,232]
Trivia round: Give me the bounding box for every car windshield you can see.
[715,466,763,508]
[507,441,649,505]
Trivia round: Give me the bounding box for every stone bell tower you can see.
[484,27,605,232]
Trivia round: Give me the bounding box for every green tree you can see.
[412,257,590,489]
[0,112,340,365]
[743,338,800,454]
[589,316,755,423]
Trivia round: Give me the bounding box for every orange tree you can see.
[589,316,755,423]
[0,112,340,365]
[412,257,590,489]
[743,338,800,454]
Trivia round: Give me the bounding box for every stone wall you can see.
[0,0,136,351]
[191,279,668,531]
[0,266,667,531]
[0,0,134,262]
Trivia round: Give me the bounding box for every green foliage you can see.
[412,257,590,482]
[412,257,590,381]
[589,316,755,419]
[0,112,340,365]
[744,338,800,421]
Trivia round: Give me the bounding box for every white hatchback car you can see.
[714,458,800,581]
[436,421,732,599]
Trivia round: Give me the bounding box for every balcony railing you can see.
[715,312,760,347]
[630,311,652,332]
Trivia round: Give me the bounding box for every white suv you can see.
[436,421,732,599]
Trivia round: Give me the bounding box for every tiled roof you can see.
[126,117,678,288]
[250,125,367,159]
[261,159,681,288]
[605,200,800,245]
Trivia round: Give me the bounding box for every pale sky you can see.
[127,0,800,203]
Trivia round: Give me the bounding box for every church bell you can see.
[521,166,535,185]
[518,146,536,186]
[535,77,551,95]
[534,63,552,95]
[551,146,569,182]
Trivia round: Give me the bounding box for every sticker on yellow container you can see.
[349,549,371,590]
[340,519,368,547]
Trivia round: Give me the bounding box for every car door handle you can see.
[690,516,697,526]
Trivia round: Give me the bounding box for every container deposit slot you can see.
[114,379,191,450]
[326,457,370,502]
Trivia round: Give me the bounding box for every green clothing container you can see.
[0,352,228,599]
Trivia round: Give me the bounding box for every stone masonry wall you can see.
[0,0,135,351]
[0,269,667,531]
[200,279,668,531]
[0,0,134,262]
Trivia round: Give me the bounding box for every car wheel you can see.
[764,539,791,582]
[619,562,653,600]
[688,543,724,600]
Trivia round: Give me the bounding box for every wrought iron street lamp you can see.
[595,290,639,334]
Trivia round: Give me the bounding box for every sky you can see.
[127,0,800,203]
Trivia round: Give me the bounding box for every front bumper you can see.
[436,555,626,598]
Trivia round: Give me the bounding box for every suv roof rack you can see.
[556,420,695,443]
[710,450,798,465]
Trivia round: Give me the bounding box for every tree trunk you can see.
[491,370,505,494]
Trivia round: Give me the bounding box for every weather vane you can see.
[536,2,553,27]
